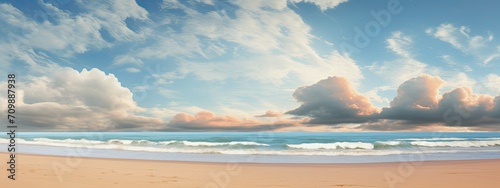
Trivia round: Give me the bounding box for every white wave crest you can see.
[287,142,374,150]
[107,139,155,145]
[34,138,104,144]
[397,138,467,141]
[410,140,500,147]
[181,141,269,147]
[375,141,401,146]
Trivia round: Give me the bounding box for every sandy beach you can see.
[0,153,498,188]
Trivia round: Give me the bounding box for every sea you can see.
[2,132,500,163]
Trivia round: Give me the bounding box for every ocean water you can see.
[2,132,500,163]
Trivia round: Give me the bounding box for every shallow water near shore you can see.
[2,132,500,163]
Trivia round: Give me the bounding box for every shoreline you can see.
[3,151,500,165]
[2,153,500,187]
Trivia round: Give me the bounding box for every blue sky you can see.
[1,0,499,131]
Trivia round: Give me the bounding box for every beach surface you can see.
[1,153,499,188]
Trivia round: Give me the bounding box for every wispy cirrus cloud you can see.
[484,74,500,94]
[113,0,363,86]
[125,67,141,73]
[0,0,151,58]
[0,3,107,56]
[289,0,349,11]
[368,32,432,86]
[386,31,413,58]
[0,0,152,76]
[76,0,152,42]
[426,23,500,65]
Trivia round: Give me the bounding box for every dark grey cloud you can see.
[286,76,379,124]
[287,75,500,131]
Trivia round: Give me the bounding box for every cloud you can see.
[105,0,363,118]
[165,111,299,131]
[195,0,215,5]
[364,86,391,105]
[369,32,434,85]
[286,76,379,124]
[367,75,500,130]
[443,72,477,91]
[426,24,465,50]
[289,0,349,11]
[125,67,141,73]
[369,58,429,86]
[256,110,283,117]
[176,52,362,85]
[0,0,151,57]
[286,74,500,131]
[76,0,152,42]
[170,111,260,127]
[371,31,486,96]
[440,55,473,72]
[3,2,497,133]
[3,68,497,131]
[0,67,164,131]
[114,0,363,86]
[386,31,413,58]
[426,23,500,65]
[376,74,445,123]
[232,0,289,11]
[0,0,152,75]
[484,74,500,94]
[0,3,107,56]
[372,31,484,105]
[389,74,444,110]
[114,55,144,66]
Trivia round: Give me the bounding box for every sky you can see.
[0,0,499,132]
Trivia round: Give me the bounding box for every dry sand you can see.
[1,153,499,188]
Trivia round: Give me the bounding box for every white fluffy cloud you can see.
[389,74,444,110]
[0,67,164,131]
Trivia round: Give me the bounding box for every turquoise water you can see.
[2,132,500,163]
